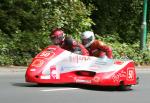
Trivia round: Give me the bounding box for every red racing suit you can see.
[87,40,113,58]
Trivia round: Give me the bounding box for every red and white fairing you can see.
[25,45,138,87]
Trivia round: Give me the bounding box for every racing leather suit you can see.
[87,40,113,59]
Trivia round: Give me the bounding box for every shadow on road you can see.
[12,82,39,87]
[12,82,132,92]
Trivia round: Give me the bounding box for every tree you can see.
[0,0,94,65]
[83,0,145,43]
[40,0,94,39]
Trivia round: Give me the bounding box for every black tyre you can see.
[118,81,132,91]
[136,77,139,84]
[118,85,132,91]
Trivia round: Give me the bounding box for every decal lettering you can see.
[112,68,135,82]
[50,66,60,79]
[37,49,55,59]
[112,70,126,82]
[40,51,51,57]
[39,50,55,58]
[75,79,91,83]
[40,75,50,79]
[70,54,90,63]
[127,68,134,81]
[112,74,119,82]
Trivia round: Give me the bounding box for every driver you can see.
[50,28,89,56]
[50,28,65,46]
[81,31,113,59]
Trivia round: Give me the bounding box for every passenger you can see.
[81,31,113,59]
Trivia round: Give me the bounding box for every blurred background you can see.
[0,0,149,66]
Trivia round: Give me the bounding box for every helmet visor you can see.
[50,35,64,45]
[82,36,93,46]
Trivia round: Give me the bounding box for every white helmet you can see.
[81,31,95,47]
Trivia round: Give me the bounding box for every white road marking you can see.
[40,88,78,92]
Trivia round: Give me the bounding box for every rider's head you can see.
[81,31,95,47]
[50,28,65,45]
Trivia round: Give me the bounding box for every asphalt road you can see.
[0,68,150,103]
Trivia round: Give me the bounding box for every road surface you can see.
[0,67,150,103]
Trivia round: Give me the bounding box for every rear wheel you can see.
[136,77,139,84]
[118,85,132,91]
[37,83,48,86]
[118,81,132,91]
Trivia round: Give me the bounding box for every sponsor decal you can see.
[30,68,36,71]
[112,70,126,82]
[112,74,120,82]
[70,54,90,63]
[39,50,55,58]
[50,66,60,79]
[31,59,44,67]
[41,66,60,79]
[75,79,91,83]
[40,75,50,79]
[74,77,91,83]
[112,68,135,82]
[127,67,135,81]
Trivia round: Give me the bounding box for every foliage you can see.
[147,33,150,50]
[96,34,150,66]
[0,0,94,65]
[0,0,150,66]
[83,0,146,43]
[40,0,95,39]
[0,31,13,65]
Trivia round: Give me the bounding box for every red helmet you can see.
[50,28,65,45]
